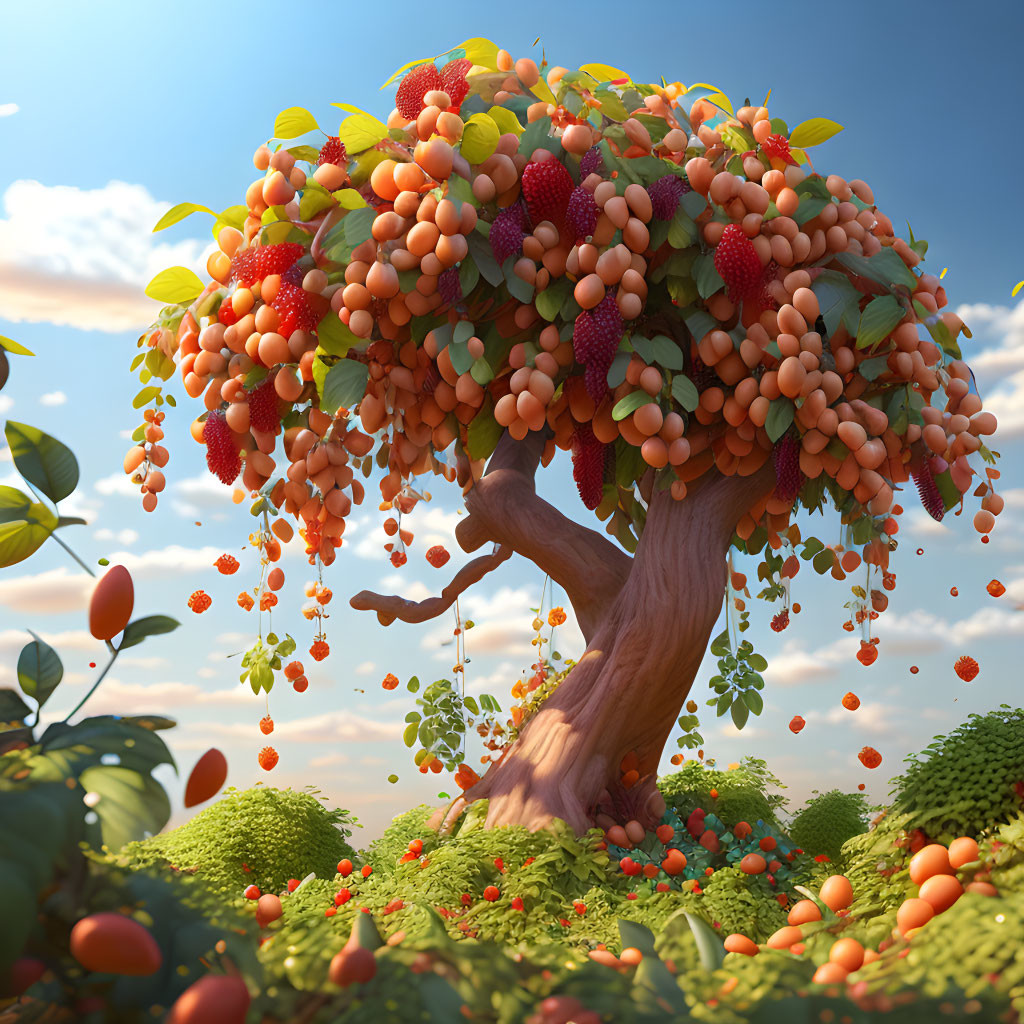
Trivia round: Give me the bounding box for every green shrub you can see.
[786,789,870,866]
[120,784,358,895]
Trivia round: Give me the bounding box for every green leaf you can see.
[152,202,214,233]
[132,386,161,410]
[810,270,863,339]
[78,765,170,852]
[333,188,368,210]
[517,116,558,159]
[692,253,725,300]
[0,336,34,356]
[741,690,763,716]
[649,335,683,371]
[274,106,319,139]
[855,294,904,350]
[670,374,699,412]
[118,616,180,652]
[460,113,501,164]
[0,485,32,525]
[667,206,696,249]
[606,351,630,389]
[144,266,205,305]
[469,356,493,386]
[612,391,654,421]
[812,548,834,575]
[5,421,79,503]
[0,504,56,568]
[486,105,524,137]
[788,117,844,148]
[17,633,63,710]
[748,653,768,672]
[682,911,726,971]
[466,230,503,287]
[836,248,918,292]
[765,398,794,442]
[316,313,365,357]
[318,359,369,416]
[299,182,336,221]
[342,207,376,249]
[211,205,248,239]
[338,112,389,153]
[793,196,830,226]
[858,354,890,381]
[535,276,570,321]
[503,259,534,303]
[682,306,717,345]
[0,687,31,723]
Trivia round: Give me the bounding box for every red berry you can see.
[244,885,261,900]
[292,676,308,693]
[439,58,472,113]
[270,281,323,339]
[309,639,330,662]
[215,554,239,575]
[772,434,804,502]
[489,202,526,267]
[204,412,241,485]
[483,885,500,902]
[913,460,945,522]
[248,378,281,433]
[954,655,979,682]
[425,545,450,568]
[574,292,623,402]
[258,746,279,771]
[520,157,574,231]
[188,590,212,613]
[317,136,347,167]
[565,185,598,243]
[396,62,442,120]
[218,297,239,326]
[230,242,304,287]
[570,422,606,511]
[762,134,797,166]
[647,174,688,220]
[714,225,763,304]
[789,715,805,734]
[770,610,790,632]
[858,746,882,769]
[287,878,300,892]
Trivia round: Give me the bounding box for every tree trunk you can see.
[433,460,776,836]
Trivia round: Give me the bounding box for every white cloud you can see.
[189,710,402,744]
[948,606,1024,644]
[94,527,139,546]
[0,103,18,118]
[45,678,257,718]
[309,752,351,768]
[0,629,104,665]
[171,473,237,516]
[353,661,375,676]
[804,701,902,736]
[0,567,93,614]
[0,179,215,332]
[903,507,951,537]
[39,391,66,406]
[762,638,847,686]
[109,544,224,578]
[955,302,1024,375]
[94,472,138,497]
[0,396,13,415]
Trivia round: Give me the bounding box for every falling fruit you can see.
[69,913,162,976]
[184,749,228,807]
[841,692,860,711]
[954,656,979,682]
[987,579,1006,597]
[88,565,134,640]
[165,975,251,1024]
[858,746,882,769]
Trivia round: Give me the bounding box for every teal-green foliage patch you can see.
[658,757,788,831]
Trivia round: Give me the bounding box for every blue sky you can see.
[1,1,1023,843]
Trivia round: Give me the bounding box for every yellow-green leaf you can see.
[211,205,248,239]
[333,188,368,210]
[486,105,524,137]
[704,92,734,117]
[338,112,389,154]
[145,267,205,305]
[316,313,365,357]
[152,202,214,233]
[453,37,500,71]
[460,113,500,165]
[274,106,319,139]
[0,336,34,356]
[379,58,435,91]
[789,117,844,149]
[133,386,162,409]
[579,63,630,83]
[530,76,557,106]
[0,501,57,567]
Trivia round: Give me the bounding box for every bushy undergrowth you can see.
[6,708,1024,1023]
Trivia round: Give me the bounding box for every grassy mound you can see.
[119,783,358,895]
[786,789,871,867]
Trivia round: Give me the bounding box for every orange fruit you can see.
[896,897,934,935]
[739,854,766,875]
[908,844,954,886]
[811,962,848,986]
[947,836,979,869]
[766,926,803,950]
[819,875,854,912]
[89,564,135,640]
[918,873,963,914]
[184,749,228,808]
[166,975,251,1024]
[829,937,864,972]
[787,900,822,926]
[69,913,162,976]
[723,934,759,956]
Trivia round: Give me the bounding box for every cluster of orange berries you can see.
[284,659,308,693]
[187,589,212,613]
[122,407,169,513]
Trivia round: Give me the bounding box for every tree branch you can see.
[350,544,513,625]
[456,428,633,644]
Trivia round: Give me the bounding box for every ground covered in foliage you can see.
[2,707,1023,1023]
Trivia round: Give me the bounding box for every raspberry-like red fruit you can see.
[271,281,323,339]
[440,58,472,113]
[317,136,347,167]
[437,267,462,305]
[489,203,526,267]
[647,174,687,220]
[426,544,450,568]
[565,185,598,243]
[913,460,945,522]
[258,746,279,771]
[520,157,574,231]
[762,134,798,165]
[772,434,803,503]
[230,243,304,287]
[396,62,442,121]
[248,378,281,433]
[309,639,330,662]
[580,146,604,177]
[689,355,719,394]
[204,412,240,485]
[573,292,623,401]
[714,225,763,304]
[571,422,606,511]
[218,296,239,326]
[770,610,790,632]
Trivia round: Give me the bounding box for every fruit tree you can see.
[130,38,1003,837]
